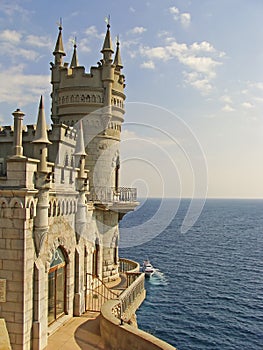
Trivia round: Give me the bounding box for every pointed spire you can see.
[53,19,66,59]
[74,120,87,156]
[32,96,51,144]
[114,37,123,70]
[101,16,114,56]
[70,38,79,68]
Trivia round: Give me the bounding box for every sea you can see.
[119,198,263,350]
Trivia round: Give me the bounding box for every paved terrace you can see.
[45,275,127,350]
[45,311,105,350]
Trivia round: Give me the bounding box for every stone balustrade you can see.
[89,186,137,203]
[119,257,140,273]
[100,299,177,350]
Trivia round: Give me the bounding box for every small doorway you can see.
[48,247,67,324]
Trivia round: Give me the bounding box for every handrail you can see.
[85,273,119,312]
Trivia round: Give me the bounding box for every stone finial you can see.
[32,96,51,173]
[32,96,51,145]
[74,120,86,157]
[12,108,25,157]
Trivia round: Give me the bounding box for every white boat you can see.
[142,259,154,277]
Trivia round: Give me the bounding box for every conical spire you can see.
[70,38,79,68]
[74,120,87,156]
[101,18,114,55]
[114,37,123,70]
[53,21,66,57]
[32,96,51,144]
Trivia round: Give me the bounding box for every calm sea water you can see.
[119,198,263,350]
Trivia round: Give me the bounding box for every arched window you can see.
[92,239,100,277]
[48,247,67,324]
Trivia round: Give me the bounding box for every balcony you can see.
[89,186,139,214]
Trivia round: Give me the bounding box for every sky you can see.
[1,0,263,199]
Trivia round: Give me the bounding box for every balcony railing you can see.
[119,258,140,274]
[89,186,137,203]
[112,272,145,322]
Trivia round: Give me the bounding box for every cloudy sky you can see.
[1,0,263,198]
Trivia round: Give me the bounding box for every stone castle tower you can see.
[0,23,138,350]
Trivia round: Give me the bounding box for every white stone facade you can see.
[0,23,137,350]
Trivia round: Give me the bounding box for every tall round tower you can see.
[50,22,133,282]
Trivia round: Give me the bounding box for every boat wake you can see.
[147,269,169,286]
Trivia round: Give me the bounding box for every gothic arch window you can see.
[48,247,67,324]
[29,201,34,219]
[92,239,100,277]
[48,201,52,217]
[97,95,101,103]
[61,201,65,216]
[64,153,69,167]
[86,95,90,103]
[57,201,61,216]
[71,95,74,103]
[81,94,85,102]
[53,201,56,217]
[65,201,69,215]
[115,156,120,191]
[61,168,65,183]
[92,95,96,102]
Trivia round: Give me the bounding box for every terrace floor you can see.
[44,311,105,350]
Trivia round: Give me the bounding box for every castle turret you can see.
[113,37,123,71]
[101,22,115,110]
[53,22,66,67]
[70,39,79,68]
[51,23,66,124]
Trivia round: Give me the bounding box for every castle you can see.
[0,22,140,349]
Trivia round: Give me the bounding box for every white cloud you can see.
[222,104,235,112]
[140,60,155,70]
[140,46,167,60]
[129,26,147,35]
[0,65,49,105]
[0,29,22,43]
[180,13,191,27]
[190,41,215,53]
[169,7,191,27]
[1,41,40,61]
[129,6,136,13]
[139,38,224,93]
[169,6,180,16]
[184,72,212,94]
[84,25,104,39]
[242,101,254,109]
[220,95,233,104]
[25,35,52,48]
[0,1,30,18]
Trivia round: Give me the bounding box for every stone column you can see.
[12,108,25,157]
